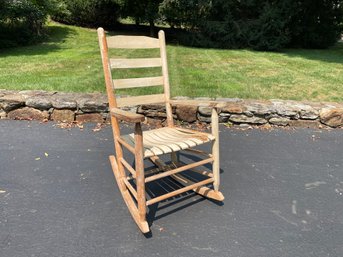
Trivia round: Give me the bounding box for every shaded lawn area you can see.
[1,22,343,102]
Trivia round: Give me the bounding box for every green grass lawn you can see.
[1,22,343,102]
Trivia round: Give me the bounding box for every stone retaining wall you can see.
[1,89,343,128]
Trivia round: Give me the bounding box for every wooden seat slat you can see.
[121,127,214,158]
[156,129,197,148]
[149,131,182,151]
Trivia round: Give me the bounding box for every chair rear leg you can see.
[212,108,220,191]
[171,152,180,164]
[212,139,220,191]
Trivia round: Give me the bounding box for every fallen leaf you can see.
[92,123,104,132]
[0,189,6,194]
[44,152,49,157]
[35,157,41,161]
[55,122,74,129]
[77,123,84,130]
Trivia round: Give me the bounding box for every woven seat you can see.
[121,127,214,158]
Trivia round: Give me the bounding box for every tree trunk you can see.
[149,20,155,37]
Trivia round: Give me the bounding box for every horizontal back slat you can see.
[117,94,165,107]
[110,58,162,69]
[113,76,164,89]
[107,35,160,49]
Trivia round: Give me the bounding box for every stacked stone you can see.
[0,90,108,123]
[139,97,343,128]
[1,90,343,128]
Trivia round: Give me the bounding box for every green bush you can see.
[160,0,211,29]
[52,0,120,28]
[0,0,47,48]
[168,0,292,50]
[288,0,343,48]
[160,0,343,50]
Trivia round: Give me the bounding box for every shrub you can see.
[160,0,343,50]
[288,0,343,49]
[159,0,211,29]
[0,0,47,48]
[52,0,120,28]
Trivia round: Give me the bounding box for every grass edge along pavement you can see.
[0,22,343,102]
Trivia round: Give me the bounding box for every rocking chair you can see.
[97,28,224,233]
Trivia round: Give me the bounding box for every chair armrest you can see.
[110,108,145,123]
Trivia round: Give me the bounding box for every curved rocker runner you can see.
[97,28,224,233]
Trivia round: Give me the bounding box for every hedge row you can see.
[1,0,343,50]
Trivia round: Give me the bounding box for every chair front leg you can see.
[134,123,146,222]
[211,108,220,191]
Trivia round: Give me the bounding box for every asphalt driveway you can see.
[1,120,343,257]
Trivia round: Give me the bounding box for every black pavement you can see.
[1,120,343,257]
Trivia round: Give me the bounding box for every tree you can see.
[159,0,211,29]
[52,0,121,29]
[288,0,343,48]
[0,0,52,48]
[160,0,292,50]
[159,0,343,50]
[121,0,163,36]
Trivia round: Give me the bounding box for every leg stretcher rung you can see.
[182,148,213,158]
[123,177,138,200]
[175,161,213,178]
[120,158,137,178]
[146,177,214,206]
[118,137,135,154]
[171,173,224,201]
[145,157,213,183]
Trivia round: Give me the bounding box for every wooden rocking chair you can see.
[97,28,224,233]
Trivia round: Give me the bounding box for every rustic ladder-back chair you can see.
[97,28,224,233]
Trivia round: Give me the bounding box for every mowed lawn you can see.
[1,22,343,101]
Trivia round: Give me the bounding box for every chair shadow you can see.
[144,176,223,234]
[132,150,224,238]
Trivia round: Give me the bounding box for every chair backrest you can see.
[97,28,174,130]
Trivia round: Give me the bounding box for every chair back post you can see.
[97,28,124,161]
[97,28,121,137]
[158,30,174,127]
[97,28,117,109]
